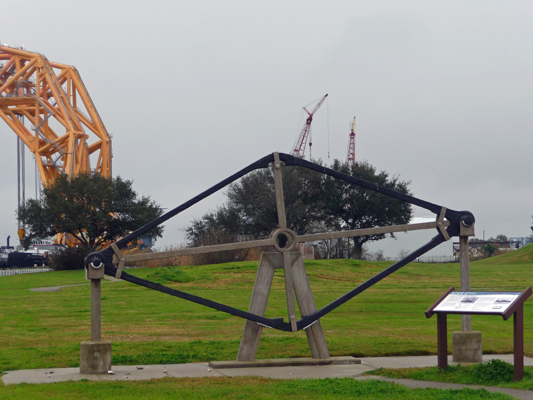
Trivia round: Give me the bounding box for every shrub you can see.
[49,246,90,271]
[471,359,514,384]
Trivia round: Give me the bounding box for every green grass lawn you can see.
[1,245,532,398]
[368,359,533,391]
[0,377,516,399]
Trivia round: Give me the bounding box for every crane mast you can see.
[291,93,328,158]
[347,116,356,166]
[0,45,112,186]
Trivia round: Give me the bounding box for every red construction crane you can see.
[347,117,356,166]
[290,93,328,158]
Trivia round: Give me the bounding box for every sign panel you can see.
[433,291,521,314]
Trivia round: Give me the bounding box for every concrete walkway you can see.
[3,354,533,399]
[29,276,122,292]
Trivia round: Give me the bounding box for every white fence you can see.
[0,267,52,276]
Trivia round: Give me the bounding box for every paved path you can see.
[29,276,122,292]
[3,355,533,399]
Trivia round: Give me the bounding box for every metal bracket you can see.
[460,220,475,237]
[111,243,125,279]
[437,207,450,241]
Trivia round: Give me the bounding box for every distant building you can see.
[452,240,510,260]
[509,237,533,250]
[298,243,315,260]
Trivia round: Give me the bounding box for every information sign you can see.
[426,287,532,381]
[433,291,521,314]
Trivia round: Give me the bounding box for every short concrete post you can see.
[452,331,482,363]
[80,262,111,374]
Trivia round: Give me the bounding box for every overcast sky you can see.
[1,1,532,258]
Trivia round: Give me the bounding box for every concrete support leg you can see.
[291,254,330,359]
[237,253,276,361]
[237,252,329,361]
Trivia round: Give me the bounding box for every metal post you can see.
[91,279,101,342]
[437,313,448,369]
[21,137,25,209]
[514,305,524,381]
[17,138,21,231]
[459,235,471,331]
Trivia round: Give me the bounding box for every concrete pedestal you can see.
[80,341,112,374]
[452,331,482,363]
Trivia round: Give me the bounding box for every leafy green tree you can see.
[226,164,325,236]
[489,234,509,242]
[187,159,412,260]
[321,160,412,259]
[483,242,498,258]
[17,173,163,253]
[185,206,249,265]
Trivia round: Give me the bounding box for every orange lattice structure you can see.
[0,45,111,185]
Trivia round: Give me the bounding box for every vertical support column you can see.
[514,306,524,381]
[272,152,298,332]
[459,236,471,332]
[91,279,101,342]
[453,221,481,363]
[81,262,111,374]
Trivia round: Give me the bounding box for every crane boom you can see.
[0,45,112,186]
[290,93,328,158]
[347,116,356,166]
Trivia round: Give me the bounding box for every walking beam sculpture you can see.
[85,152,474,360]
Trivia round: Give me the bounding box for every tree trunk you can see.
[352,237,364,260]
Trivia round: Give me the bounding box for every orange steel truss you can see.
[0,46,111,185]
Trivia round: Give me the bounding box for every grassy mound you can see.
[473,243,533,265]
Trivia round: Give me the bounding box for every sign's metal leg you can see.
[514,305,524,381]
[437,313,448,370]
